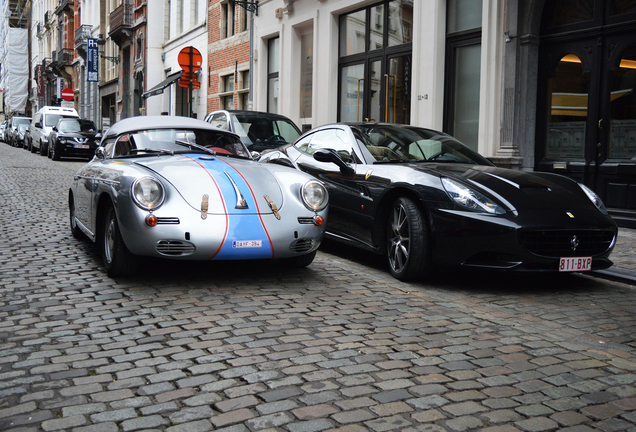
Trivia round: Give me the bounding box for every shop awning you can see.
[142,72,181,99]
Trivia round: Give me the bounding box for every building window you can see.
[238,70,250,109]
[444,0,482,151]
[239,3,249,33]
[105,40,119,82]
[338,1,412,124]
[220,74,235,109]
[178,0,184,34]
[267,37,280,113]
[221,1,235,39]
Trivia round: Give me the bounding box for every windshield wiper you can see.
[129,148,174,156]
[175,139,216,155]
[373,159,413,164]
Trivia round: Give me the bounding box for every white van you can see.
[28,106,79,155]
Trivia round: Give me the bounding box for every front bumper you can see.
[430,207,617,272]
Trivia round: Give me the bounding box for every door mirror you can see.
[313,148,355,175]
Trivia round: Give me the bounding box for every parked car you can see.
[0,120,8,142]
[68,116,328,277]
[8,116,31,147]
[259,123,618,281]
[29,106,79,155]
[15,124,29,149]
[204,110,302,153]
[48,118,101,160]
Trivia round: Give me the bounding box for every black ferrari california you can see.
[259,123,618,281]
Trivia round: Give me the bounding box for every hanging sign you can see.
[87,38,99,82]
[36,64,45,98]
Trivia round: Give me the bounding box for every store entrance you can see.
[536,0,636,226]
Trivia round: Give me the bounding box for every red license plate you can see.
[559,257,592,272]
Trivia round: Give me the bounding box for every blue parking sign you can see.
[87,38,99,82]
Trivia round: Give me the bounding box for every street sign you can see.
[178,47,202,72]
[61,88,74,101]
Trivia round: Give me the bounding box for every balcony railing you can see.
[109,2,132,42]
[75,24,92,46]
[55,0,74,16]
[58,48,74,66]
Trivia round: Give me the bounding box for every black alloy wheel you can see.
[386,197,431,281]
[51,142,60,161]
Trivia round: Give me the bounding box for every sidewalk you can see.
[592,226,636,284]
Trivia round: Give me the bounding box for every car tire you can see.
[69,195,84,240]
[281,250,317,268]
[51,143,60,161]
[39,140,47,156]
[102,204,138,277]
[29,138,36,153]
[386,197,431,281]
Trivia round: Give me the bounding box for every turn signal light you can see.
[146,214,158,227]
[314,216,325,226]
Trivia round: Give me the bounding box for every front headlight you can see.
[132,177,165,210]
[301,180,328,212]
[442,178,506,215]
[579,183,608,215]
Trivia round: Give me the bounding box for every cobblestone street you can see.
[1,143,636,432]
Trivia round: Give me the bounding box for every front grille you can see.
[290,238,316,253]
[156,240,195,256]
[156,217,180,225]
[519,229,615,257]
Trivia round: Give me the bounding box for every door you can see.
[339,54,411,124]
[536,1,636,214]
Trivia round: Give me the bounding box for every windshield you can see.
[14,118,31,126]
[46,114,76,127]
[357,125,493,165]
[108,128,250,158]
[59,119,97,133]
[233,115,301,148]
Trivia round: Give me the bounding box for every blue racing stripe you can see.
[191,155,273,259]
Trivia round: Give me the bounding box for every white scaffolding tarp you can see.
[1,28,29,114]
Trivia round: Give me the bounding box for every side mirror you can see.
[313,148,355,175]
[52,127,58,132]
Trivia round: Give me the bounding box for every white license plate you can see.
[559,257,592,272]
[232,240,262,248]
[74,144,89,149]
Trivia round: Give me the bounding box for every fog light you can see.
[146,214,158,227]
[314,215,325,226]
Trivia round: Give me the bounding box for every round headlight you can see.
[132,177,165,210]
[301,180,328,212]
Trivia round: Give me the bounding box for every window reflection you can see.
[609,50,636,159]
[547,55,588,158]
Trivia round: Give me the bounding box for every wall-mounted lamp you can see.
[504,31,515,43]
[96,37,120,64]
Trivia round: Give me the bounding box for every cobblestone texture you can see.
[1,142,635,431]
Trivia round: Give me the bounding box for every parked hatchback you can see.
[48,118,101,160]
[8,116,31,147]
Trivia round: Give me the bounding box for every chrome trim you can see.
[224,172,248,209]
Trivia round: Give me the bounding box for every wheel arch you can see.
[95,193,115,246]
[371,186,432,254]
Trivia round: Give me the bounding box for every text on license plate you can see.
[233,240,262,248]
[74,144,89,149]
[559,257,592,272]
